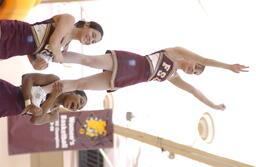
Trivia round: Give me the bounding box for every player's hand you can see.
[213,104,226,111]
[32,57,48,70]
[23,104,43,116]
[53,54,64,64]
[51,81,63,97]
[229,64,249,73]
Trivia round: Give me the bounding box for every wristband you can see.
[36,53,53,63]
[25,99,31,107]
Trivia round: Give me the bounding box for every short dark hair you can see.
[74,90,87,100]
[74,20,104,37]
[195,63,205,72]
[74,20,86,28]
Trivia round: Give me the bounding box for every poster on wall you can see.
[8,109,113,155]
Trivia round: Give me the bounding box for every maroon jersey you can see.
[107,50,151,90]
[0,18,54,59]
[146,50,176,81]
[0,79,24,117]
[107,50,176,91]
[30,18,55,55]
[0,20,36,59]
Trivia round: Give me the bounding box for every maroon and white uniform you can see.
[107,50,176,91]
[146,50,176,81]
[0,79,25,117]
[0,79,48,118]
[0,18,55,60]
[30,18,55,61]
